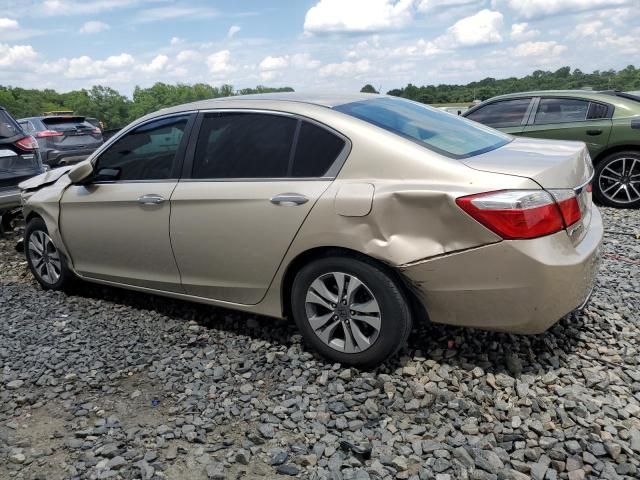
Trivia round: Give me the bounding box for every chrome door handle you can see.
[270,193,309,206]
[137,194,165,205]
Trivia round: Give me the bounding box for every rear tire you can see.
[593,151,640,208]
[24,218,72,290]
[291,255,412,368]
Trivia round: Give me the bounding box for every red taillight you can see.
[36,129,64,138]
[456,190,565,240]
[15,135,39,151]
[550,189,581,227]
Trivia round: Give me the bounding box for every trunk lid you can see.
[462,137,594,244]
[461,137,593,189]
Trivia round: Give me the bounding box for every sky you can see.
[0,0,639,96]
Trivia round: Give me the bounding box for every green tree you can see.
[360,84,378,94]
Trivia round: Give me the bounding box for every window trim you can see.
[90,112,196,184]
[527,96,614,126]
[180,108,352,182]
[465,97,535,128]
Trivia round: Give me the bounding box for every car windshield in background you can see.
[0,110,22,139]
[334,97,511,159]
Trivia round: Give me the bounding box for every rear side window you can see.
[97,116,188,181]
[0,110,22,139]
[534,98,590,124]
[192,113,297,179]
[292,121,345,177]
[19,121,36,134]
[466,99,532,128]
[336,97,510,159]
[587,102,610,119]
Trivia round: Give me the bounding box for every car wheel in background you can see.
[24,217,72,290]
[593,151,640,208]
[291,255,412,368]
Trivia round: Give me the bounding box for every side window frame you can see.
[466,97,534,128]
[91,112,196,184]
[181,109,352,181]
[529,97,614,126]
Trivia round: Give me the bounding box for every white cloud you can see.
[134,6,217,23]
[228,25,241,38]
[170,36,183,46]
[66,55,104,78]
[495,0,630,19]
[0,43,37,67]
[319,59,371,77]
[0,18,19,30]
[103,53,134,68]
[41,0,142,16]
[65,52,135,78]
[138,54,168,73]
[176,49,199,63]
[304,0,415,34]
[572,20,604,36]
[290,53,321,69]
[508,40,567,57]
[79,20,110,34]
[207,49,235,75]
[445,9,504,46]
[510,22,539,40]
[259,55,288,71]
[418,0,484,11]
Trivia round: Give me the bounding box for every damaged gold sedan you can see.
[19,93,603,367]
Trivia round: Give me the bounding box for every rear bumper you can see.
[44,148,97,166]
[0,187,21,212]
[401,207,603,334]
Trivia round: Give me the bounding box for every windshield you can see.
[334,97,510,159]
[0,109,22,139]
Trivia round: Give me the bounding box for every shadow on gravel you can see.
[60,274,593,378]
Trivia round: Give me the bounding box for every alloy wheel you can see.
[598,157,640,204]
[28,230,62,285]
[304,272,381,354]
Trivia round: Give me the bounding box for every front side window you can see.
[192,112,297,179]
[465,98,532,128]
[96,116,188,181]
[336,97,510,159]
[534,98,590,125]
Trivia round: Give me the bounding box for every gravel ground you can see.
[1,207,639,480]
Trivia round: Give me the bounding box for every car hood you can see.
[461,137,593,189]
[18,166,73,191]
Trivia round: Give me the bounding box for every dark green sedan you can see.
[464,90,640,208]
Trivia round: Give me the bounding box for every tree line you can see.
[0,84,294,129]
[380,65,640,104]
[2,66,639,129]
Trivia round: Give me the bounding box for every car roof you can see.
[486,89,632,102]
[182,92,379,108]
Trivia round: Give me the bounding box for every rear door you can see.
[464,98,533,135]
[521,97,613,158]
[40,116,103,151]
[170,111,348,304]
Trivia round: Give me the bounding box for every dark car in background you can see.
[0,106,45,231]
[464,90,640,208]
[18,115,103,167]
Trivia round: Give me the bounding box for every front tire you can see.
[593,151,640,208]
[24,218,72,290]
[291,255,412,368]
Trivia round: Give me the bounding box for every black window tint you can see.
[534,98,589,125]
[587,102,609,119]
[192,113,296,179]
[293,121,345,177]
[466,99,531,128]
[97,116,188,181]
[0,110,22,139]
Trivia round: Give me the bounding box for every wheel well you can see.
[24,212,43,225]
[592,145,640,165]
[280,246,426,321]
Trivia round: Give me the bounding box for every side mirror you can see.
[68,161,94,184]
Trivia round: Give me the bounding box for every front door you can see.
[60,114,193,292]
[520,97,613,158]
[170,111,348,304]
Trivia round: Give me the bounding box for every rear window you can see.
[42,117,95,132]
[0,110,22,139]
[334,97,510,159]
